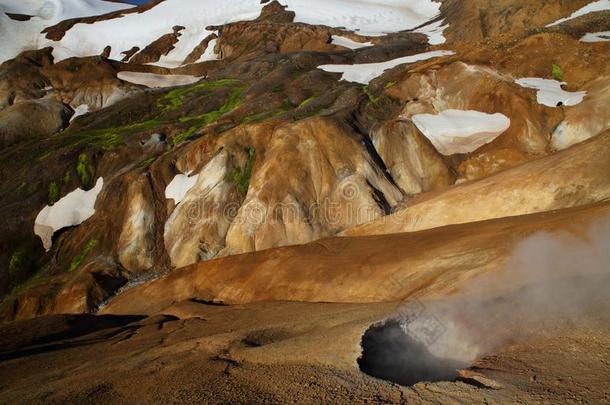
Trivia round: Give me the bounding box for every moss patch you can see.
[63,119,162,151]
[48,181,60,205]
[170,85,247,146]
[232,147,256,196]
[298,95,316,108]
[9,246,29,282]
[137,156,158,169]
[241,100,293,124]
[157,79,242,113]
[179,86,245,126]
[552,64,564,81]
[76,153,92,187]
[8,265,51,296]
[363,85,381,103]
[171,126,199,146]
[68,239,98,273]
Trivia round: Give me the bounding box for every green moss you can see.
[8,247,28,281]
[8,265,51,296]
[68,239,98,273]
[241,100,293,124]
[231,147,256,196]
[62,171,71,184]
[179,86,245,125]
[298,95,316,108]
[384,81,396,89]
[97,133,122,150]
[48,181,60,204]
[137,156,158,169]
[37,150,53,162]
[157,79,242,113]
[289,66,305,79]
[76,153,91,186]
[171,126,200,147]
[363,84,381,103]
[241,109,283,124]
[64,120,162,151]
[552,64,564,81]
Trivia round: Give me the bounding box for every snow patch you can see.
[279,0,441,37]
[414,19,448,45]
[318,50,454,84]
[165,171,199,204]
[331,35,373,50]
[580,31,610,42]
[515,78,587,107]
[411,110,511,155]
[51,0,265,62]
[117,71,201,88]
[3,0,446,64]
[546,0,610,27]
[0,0,131,63]
[197,38,220,63]
[34,177,104,251]
[69,104,89,122]
[155,29,220,67]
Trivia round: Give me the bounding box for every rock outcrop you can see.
[103,200,610,315]
[345,130,610,237]
[0,99,72,149]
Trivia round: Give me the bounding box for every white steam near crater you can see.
[369,216,610,383]
[411,109,511,155]
[34,177,104,251]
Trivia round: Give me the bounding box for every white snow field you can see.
[331,35,374,50]
[280,0,440,37]
[34,177,104,250]
[165,172,199,205]
[0,0,131,63]
[580,31,610,42]
[515,78,587,107]
[0,0,445,65]
[51,0,263,63]
[546,0,610,27]
[318,50,454,84]
[411,110,511,155]
[117,71,201,88]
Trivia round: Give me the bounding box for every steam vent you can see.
[0,0,609,403]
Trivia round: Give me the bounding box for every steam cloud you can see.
[359,215,610,385]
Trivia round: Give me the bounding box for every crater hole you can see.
[357,319,468,386]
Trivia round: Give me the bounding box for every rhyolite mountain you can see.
[0,1,609,403]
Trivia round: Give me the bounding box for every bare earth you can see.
[1,299,609,404]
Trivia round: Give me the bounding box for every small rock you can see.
[457,369,503,390]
